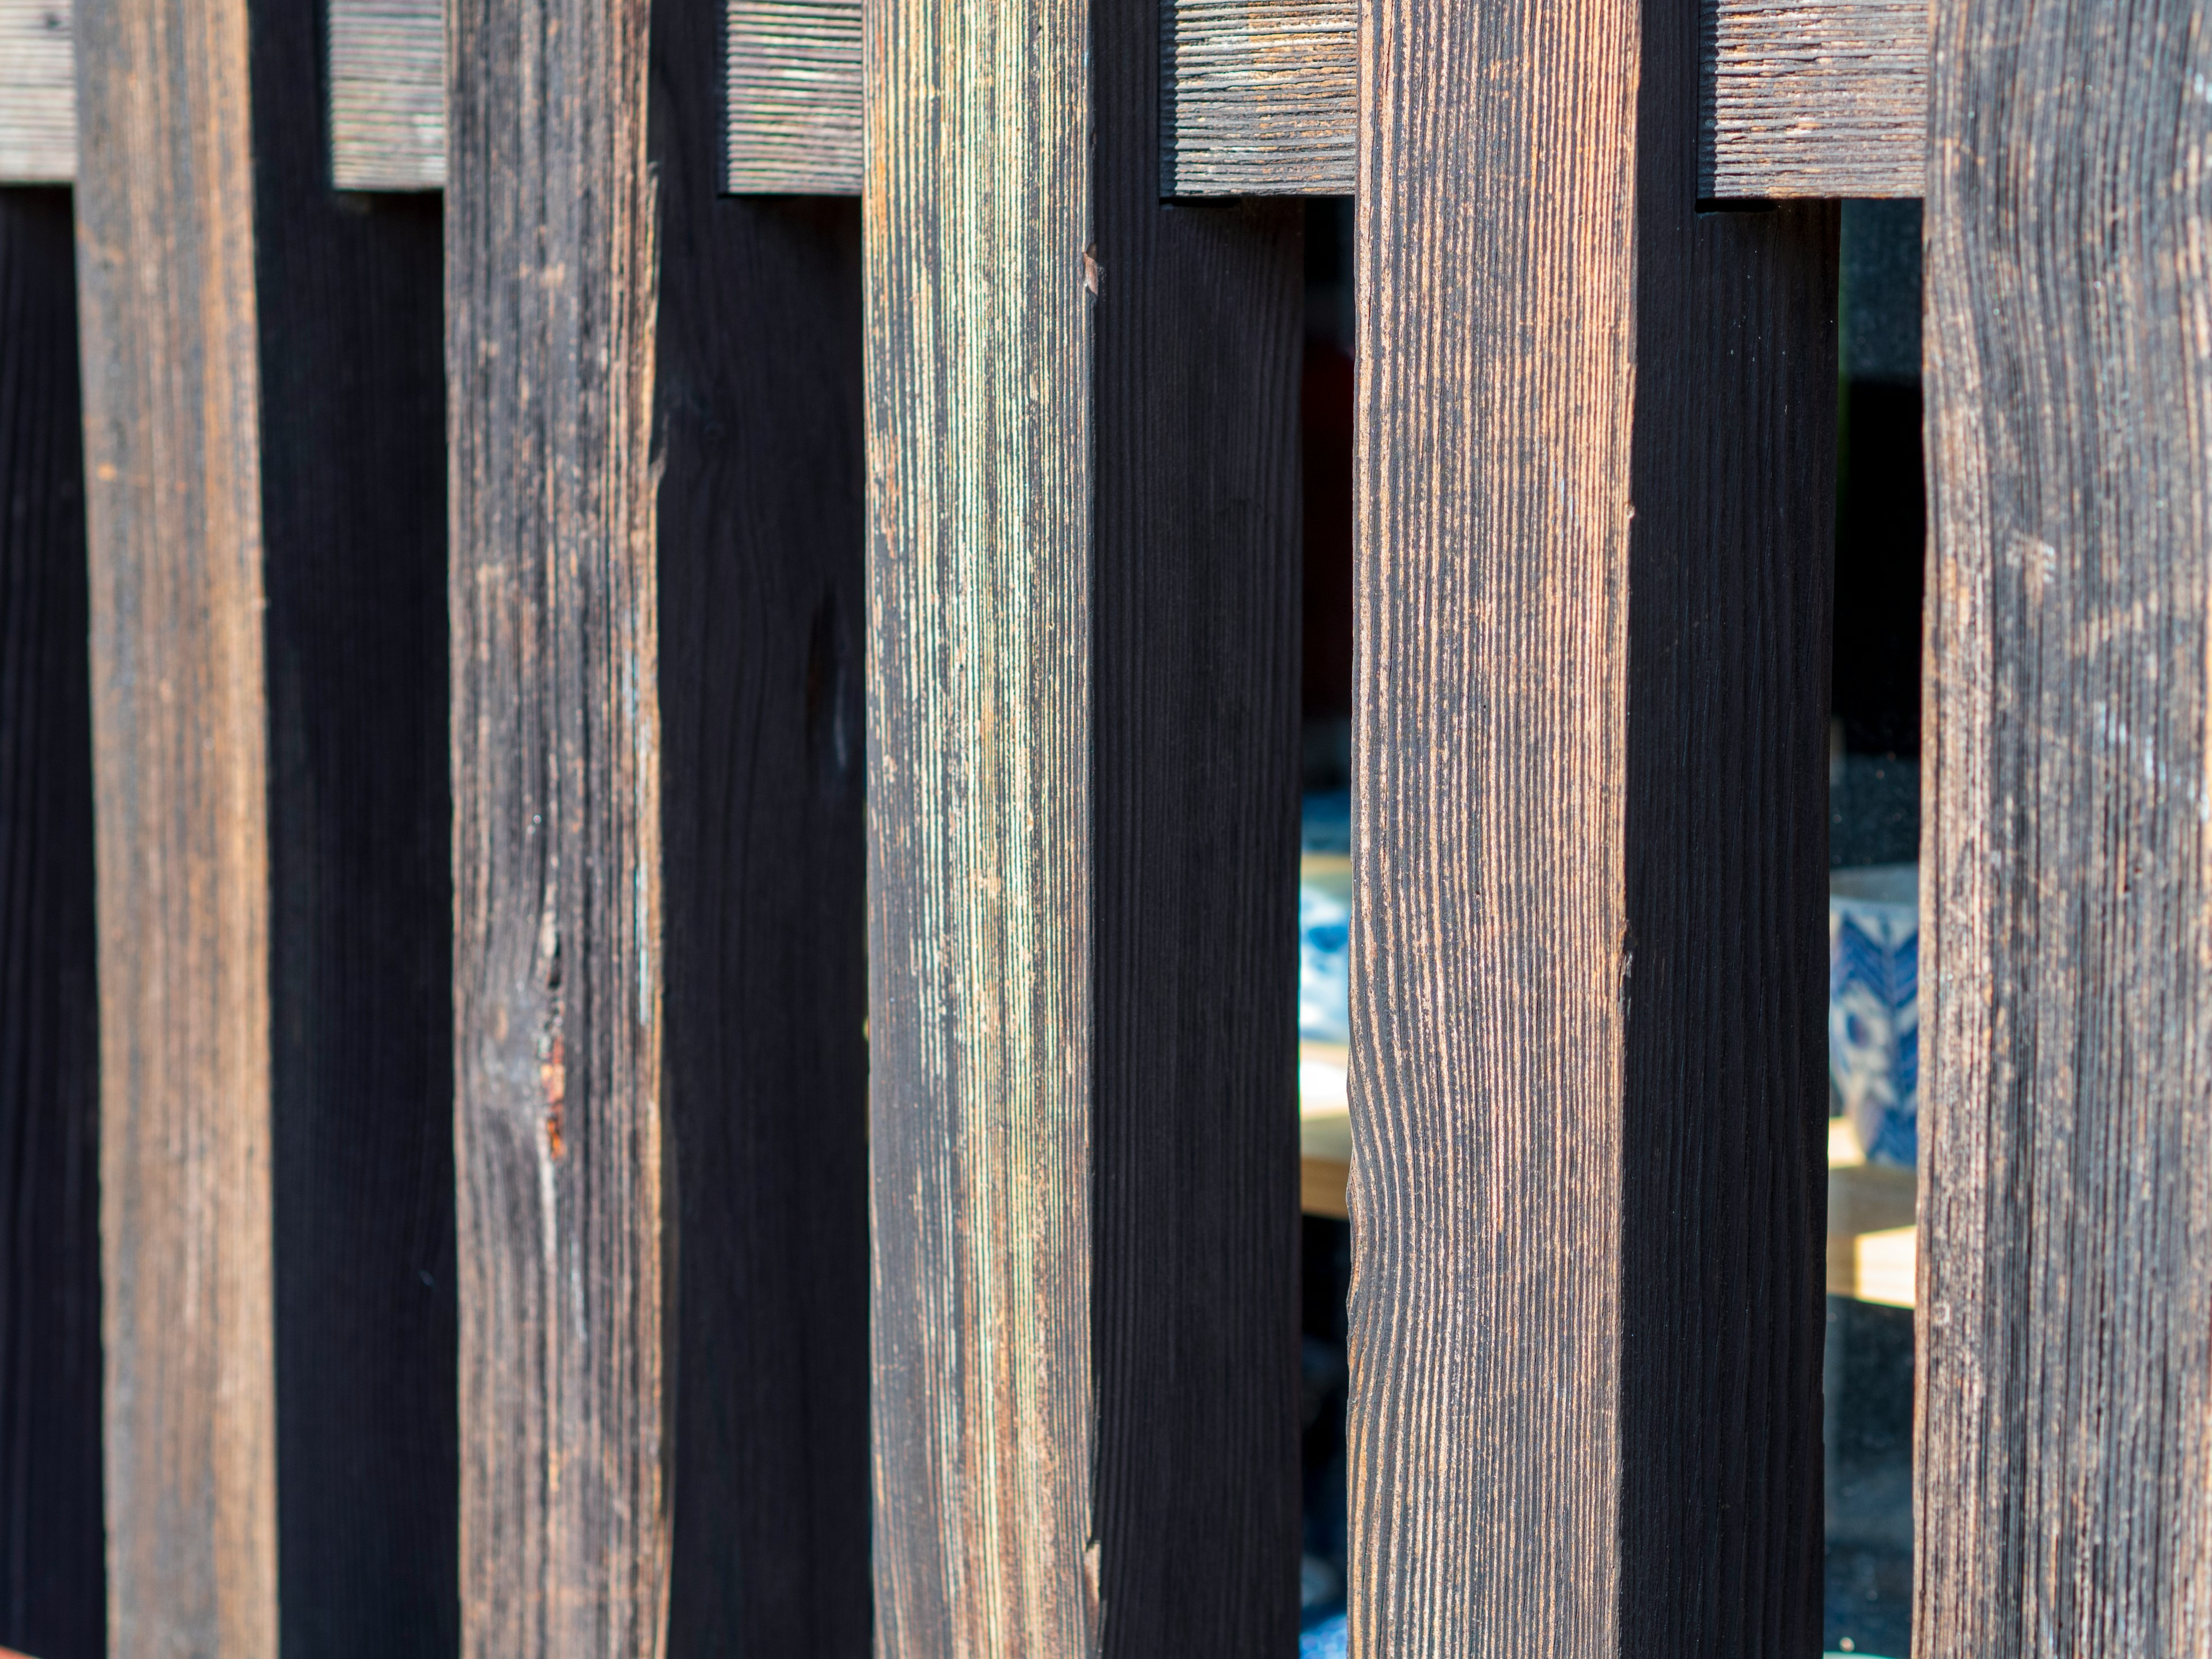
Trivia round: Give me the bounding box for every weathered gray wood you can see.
[329,0,442,190]
[0,185,103,1659]
[1160,0,1353,196]
[71,0,276,1653]
[1918,0,2212,1650]
[12,0,1934,195]
[448,0,665,1649]
[725,0,860,193]
[1700,0,1926,200]
[866,0,1303,1645]
[0,1,75,183]
[1347,0,1835,1646]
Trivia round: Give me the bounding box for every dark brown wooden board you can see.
[448,0,667,1649]
[1347,0,1835,1646]
[0,187,103,1659]
[248,0,457,1649]
[1918,0,2212,1648]
[649,0,872,1644]
[865,0,1302,1647]
[73,1,278,1653]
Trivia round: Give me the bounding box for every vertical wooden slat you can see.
[866,0,1302,1647]
[1918,0,2212,1650]
[249,0,456,1647]
[72,0,276,1653]
[0,187,101,1659]
[448,0,665,1649]
[651,0,872,1645]
[1349,0,1835,1647]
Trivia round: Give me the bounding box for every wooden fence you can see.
[0,0,2201,1653]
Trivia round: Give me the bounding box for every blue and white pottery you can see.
[1829,863,1919,1170]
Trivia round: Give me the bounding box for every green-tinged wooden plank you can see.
[448,0,665,1649]
[1347,0,1836,1647]
[864,0,1303,1644]
[1918,0,2212,1650]
[72,1,275,1653]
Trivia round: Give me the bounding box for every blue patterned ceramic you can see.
[1829,864,1918,1170]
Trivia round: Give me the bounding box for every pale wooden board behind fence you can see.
[0,0,74,183]
[0,0,1931,195]
[1160,0,1354,194]
[329,0,444,190]
[1700,0,1926,198]
[725,0,860,192]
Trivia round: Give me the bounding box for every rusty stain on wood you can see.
[1348,0,1835,1645]
[1918,0,2212,1647]
[73,0,276,1652]
[448,0,667,1648]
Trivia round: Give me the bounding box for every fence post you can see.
[862,0,1305,1643]
[1347,0,1838,1647]
[71,2,277,1650]
[446,0,668,1648]
[1918,0,2212,1649]
[73,0,456,1650]
[0,185,101,1659]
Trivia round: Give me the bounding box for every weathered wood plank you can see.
[0,2,75,183]
[329,0,442,190]
[866,0,1302,1647]
[1700,0,1926,200]
[725,0,860,194]
[651,0,872,1642]
[72,0,276,1653]
[1348,0,1835,1646]
[9,0,1933,196]
[0,186,103,1659]
[448,0,665,1649]
[1918,0,2212,1650]
[1160,0,1353,196]
[247,0,458,1645]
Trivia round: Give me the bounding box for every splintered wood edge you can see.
[1,0,1926,196]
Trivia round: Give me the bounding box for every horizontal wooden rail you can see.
[2,0,1926,196]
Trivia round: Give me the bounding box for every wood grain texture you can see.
[329,0,443,190]
[1918,0,2212,1649]
[866,0,1303,1646]
[1700,0,1926,200]
[1349,0,1835,1646]
[649,0,872,1641]
[0,1,76,183]
[725,0,860,194]
[72,0,276,1652]
[248,0,458,1646]
[0,187,102,1659]
[1160,0,1353,196]
[448,0,665,1649]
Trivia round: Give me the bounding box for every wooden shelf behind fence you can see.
[3,0,1926,196]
